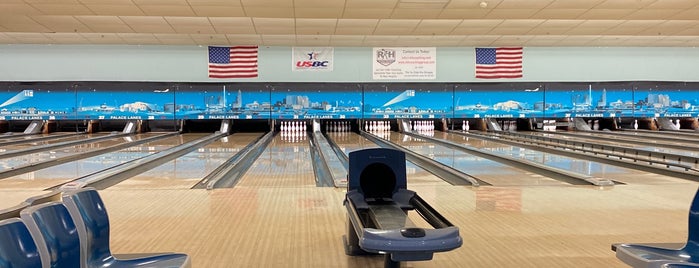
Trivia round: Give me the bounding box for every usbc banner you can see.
[372,47,436,80]
[292,47,333,71]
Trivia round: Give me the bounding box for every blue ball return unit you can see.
[343,148,462,268]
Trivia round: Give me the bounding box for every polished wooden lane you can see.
[92,182,696,268]
[109,133,263,190]
[327,132,449,186]
[0,133,167,173]
[235,133,316,188]
[0,134,205,193]
[388,132,569,187]
[439,131,689,185]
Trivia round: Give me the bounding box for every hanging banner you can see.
[372,47,436,80]
[292,47,333,71]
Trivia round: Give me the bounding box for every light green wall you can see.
[1,45,698,82]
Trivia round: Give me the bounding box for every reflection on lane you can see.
[0,133,168,172]
[384,131,567,186]
[522,130,699,157]
[327,132,447,186]
[0,134,205,189]
[109,133,263,189]
[446,131,689,185]
[235,132,315,188]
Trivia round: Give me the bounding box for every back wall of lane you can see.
[1,45,698,82]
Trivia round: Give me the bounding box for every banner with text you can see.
[292,47,333,71]
[372,47,436,80]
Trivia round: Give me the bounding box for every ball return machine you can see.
[343,148,462,268]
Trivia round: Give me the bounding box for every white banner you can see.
[292,47,333,71]
[372,47,436,80]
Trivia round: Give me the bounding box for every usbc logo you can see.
[296,51,329,68]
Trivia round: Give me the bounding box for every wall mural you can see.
[270,83,361,119]
[453,82,543,119]
[543,82,634,118]
[363,83,451,119]
[0,81,697,121]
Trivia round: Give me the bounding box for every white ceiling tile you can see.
[133,0,189,5]
[191,5,246,16]
[645,0,699,9]
[171,25,217,34]
[254,27,296,34]
[342,9,393,19]
[529,9,588,19]
[485,9,540,19]
[336,19,379,28]
[594,0,658,9]
[241,0,293,7]
[296,27,336,35]
[294,0,345,8]
[545,0,605,9]
[185,0,241,6]
[121,16,169,25]
[346,0,398,8]
[577,9,636,19]
[438,9,489,19]
[445,0,503,8]
[496,0,554,9]
[390,8,442,19]
[164,16,211,26]
[225,34,262,44]
[139,5,196,16]
[335,27,375,35]
[294,8,344,18]
[253,18,295,27]
[243,7,294,17]
[450,27,496,35]
[31,4,94,15]
[84,5,145,16]
[209,17,254,27]
[623,9,683,19]
[0,4,41,15]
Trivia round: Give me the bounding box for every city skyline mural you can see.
[0,81,697,121]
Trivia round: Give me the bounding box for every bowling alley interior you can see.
[2,1,699,267]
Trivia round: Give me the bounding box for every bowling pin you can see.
[593,120,599,131]
[462,120,466,131]
[675,119,681,129]
[633,119,638,130]
[465,121,470,131]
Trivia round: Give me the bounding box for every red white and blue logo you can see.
[293,47,333,71]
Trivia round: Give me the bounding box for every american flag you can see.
[475,47,523,79]
[208,46,258,79]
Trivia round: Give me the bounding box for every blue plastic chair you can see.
[0,218,43,268]
[20,202,81,268]
[614,189,699,268]
[62,187,191,268]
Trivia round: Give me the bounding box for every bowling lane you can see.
[327,132,448,186]
[518,131,699,168]
[385,131,568,186]
[109,133,263,190]
[526,130,698,149]
[0,133,111,151]
[0,133,207,191]
[0,133,166,172]
[236,132,316,188]
[443,131,689,185]
[0,132,78,144]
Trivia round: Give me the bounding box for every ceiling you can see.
[0,0,698,47]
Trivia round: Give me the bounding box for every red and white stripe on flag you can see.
[475,47,523,79]
[208,46,258,79]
